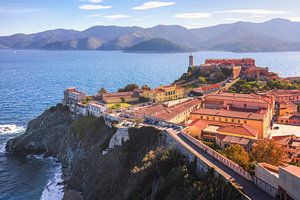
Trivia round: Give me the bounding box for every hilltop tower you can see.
[189,54,194,67]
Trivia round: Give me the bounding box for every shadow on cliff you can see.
[6,104,243,200]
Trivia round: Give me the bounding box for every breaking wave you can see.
[0,124,25,135]
[40,164,64,200]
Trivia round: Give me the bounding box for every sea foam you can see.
[40,164,64,200]
[0,124,25,135]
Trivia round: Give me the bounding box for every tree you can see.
[120,97,125,104]
[141,85,151,90]
[198,76,207,84]
[98,87,107,97]
[250,140,287,166]
[223,144,250,168]
[118,84,139,92]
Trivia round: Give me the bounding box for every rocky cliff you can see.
[6,104,243,200]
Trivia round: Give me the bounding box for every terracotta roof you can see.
[103,91,139,99]
[187,119,208,129]
[272,134,300,146]
[220,135,251,145]
[193,84,221,93]
[205,58,255,66]
[271,90,300,97]
[137,99,201,122]
[67,88,86,96]
[217,125,258,138]
[191,108,265,120]
[205,93,271,104]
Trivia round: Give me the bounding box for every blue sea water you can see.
[0,50,300,200]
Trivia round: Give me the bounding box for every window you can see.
[244,120,247,124]
[244,104,247,108]
[231,119,234,122]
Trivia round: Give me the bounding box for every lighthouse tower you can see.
[189,54,194,67]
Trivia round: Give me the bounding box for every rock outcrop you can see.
[6,104,243,200]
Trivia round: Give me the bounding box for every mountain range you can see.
[1,18,300,52]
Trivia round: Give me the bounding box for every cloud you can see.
[79,4,111,10]
[217,9,289,15]
[174,12,211,19]
[133,1,175,10]
[222,18,246,21]
[287,17,300,22]
[104,15,130,20]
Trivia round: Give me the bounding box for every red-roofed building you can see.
[272,134,300,163]
[184,119,208,138]
[102,91,140,104]
[205,58,255,68]
[192,84,221,95]
[63,88,86,105]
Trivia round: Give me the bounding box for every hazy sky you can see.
[1,0,300,36]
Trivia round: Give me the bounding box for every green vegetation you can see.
[228,79,300,93]
[290,162,300,167]
[71,115,116,150]
[175,66,232,86]
[107,103,131,109]
[118,83,139,92]
[223,144,252,171]
[98,87,107,96]
[250,140,287,166]
[49,103,69,112]
[127,149,243,200]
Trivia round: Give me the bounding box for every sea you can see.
[0,50,300,200]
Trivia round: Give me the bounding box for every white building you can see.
[255,163,300,200]
[255,163,279,198]
[87,102,107,117]
[278,165,300,200]
[63,88,86,105]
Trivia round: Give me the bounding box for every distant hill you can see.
[43,37,102,50]
[1,18,300,52]
[124,38,190,53]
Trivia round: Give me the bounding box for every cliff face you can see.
[6,104,242,200]
[6,104,76,156]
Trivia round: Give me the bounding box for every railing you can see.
[181,131,253,181]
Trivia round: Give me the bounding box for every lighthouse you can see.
[189,54,194,67]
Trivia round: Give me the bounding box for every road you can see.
[165,129,273,200]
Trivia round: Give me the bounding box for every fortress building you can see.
[205,58,256,69]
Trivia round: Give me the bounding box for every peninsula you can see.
[6,56,300,200]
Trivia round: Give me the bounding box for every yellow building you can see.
[140,85,185,102]
[102,91,140,104]
[190,108,270,139]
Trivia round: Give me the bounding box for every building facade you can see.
[140,85,185,103]
[63,88,86,105]
[102,91,140,104]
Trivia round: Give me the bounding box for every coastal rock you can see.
[6,104,75,156]
[6,104,243,200]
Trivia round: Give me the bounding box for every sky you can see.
[1,0,300,36]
